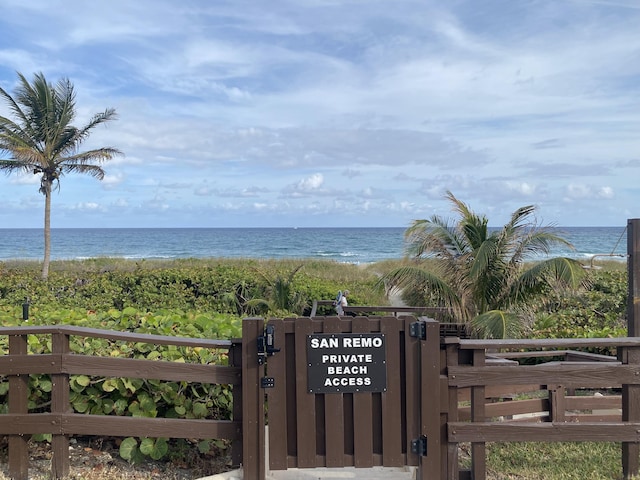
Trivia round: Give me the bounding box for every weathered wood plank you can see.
[549,385,566,422]
[0,413,241,438]
[51,333,71,479]
[457,384,543,402]
[623,346,640,477]
[0,354,63,374]
[421,319,442,479]
[8,334,29,480]
[265,318,288,470]
[404,316,421,468]
[445,340,460,480]
[449,421,640,442]
[352,316,374,468]
[295,318,318,468]
[379,316,404,467]
[565,395,621,410]
[0,325,233,348]
[322,316,346,467]
[242,318,266,480]
[62,355,242,384]
[449,364,640,388]
[0,353,241,384]
[458,398,548,421]
[470,349,486,480]
[229,340,244,467]
[455,337,640,350]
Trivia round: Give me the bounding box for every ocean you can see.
[0,227,629,264]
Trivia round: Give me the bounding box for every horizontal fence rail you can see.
[309,300,449,318]
[0,325,242,480]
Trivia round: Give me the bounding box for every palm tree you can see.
[384,191,587,338]
[246,264,308,315]
[0,72,122,279]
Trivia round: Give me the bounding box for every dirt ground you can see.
[0,436,234,480]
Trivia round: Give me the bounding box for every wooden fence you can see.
[0,325,243,480]
[444,337,640,480]
[5,322,640,480]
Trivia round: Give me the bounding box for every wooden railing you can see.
[309,300,448,318]
[443,337,640,480]
[0,325,242,480]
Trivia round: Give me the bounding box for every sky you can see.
[0,0,639,229]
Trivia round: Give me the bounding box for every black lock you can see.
[257,324,280,365]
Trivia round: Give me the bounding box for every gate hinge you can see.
[411,435,427,456]
[257,324,281,365]
[409,321,426,340]
[261,377,275,388]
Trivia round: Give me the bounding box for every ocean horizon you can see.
[0,226,629,264]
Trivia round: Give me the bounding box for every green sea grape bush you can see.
[533,270,627,336]
[0,258,383,315]
[530,269,627,356]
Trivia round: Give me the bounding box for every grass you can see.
[482,442,630,479]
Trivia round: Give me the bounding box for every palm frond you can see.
[471,310,525,339]
[0,159,33,173]
[404,216,466,259]
[520,257,588,290]
[60,163,105,179]
[383,264,466,319]
[75,108,118,142]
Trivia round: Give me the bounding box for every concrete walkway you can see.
[199,465,416,480]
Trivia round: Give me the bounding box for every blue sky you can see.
[0,0,639,228]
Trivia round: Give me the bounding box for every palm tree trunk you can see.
[42,185,52,280]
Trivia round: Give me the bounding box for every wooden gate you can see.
[241,315,441,480]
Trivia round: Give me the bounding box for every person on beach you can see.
[334,290,349,315]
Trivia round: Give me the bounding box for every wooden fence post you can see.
[628,219,640,337]
[230,339,244,467]
[8,334,29,480]
[444,338,460,480]
[549,385,566,422]
[620,345,640,478]
[323,316,347,467]
[625,219,640,478]
[420,318,441,479]
[242,318,266,480]
[51,331,71,479]
[470,347,486,480]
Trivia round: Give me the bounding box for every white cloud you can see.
[598,186,615,199]
[506,182,537,196]
[568,184,588,199]
[70,202,103,212]
[102,172,125,189]
[9,173,40,186]
[298,173,324,190]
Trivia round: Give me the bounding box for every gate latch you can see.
[257,324,281,365]
[409,321,427,340]
[411,435,427,456]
